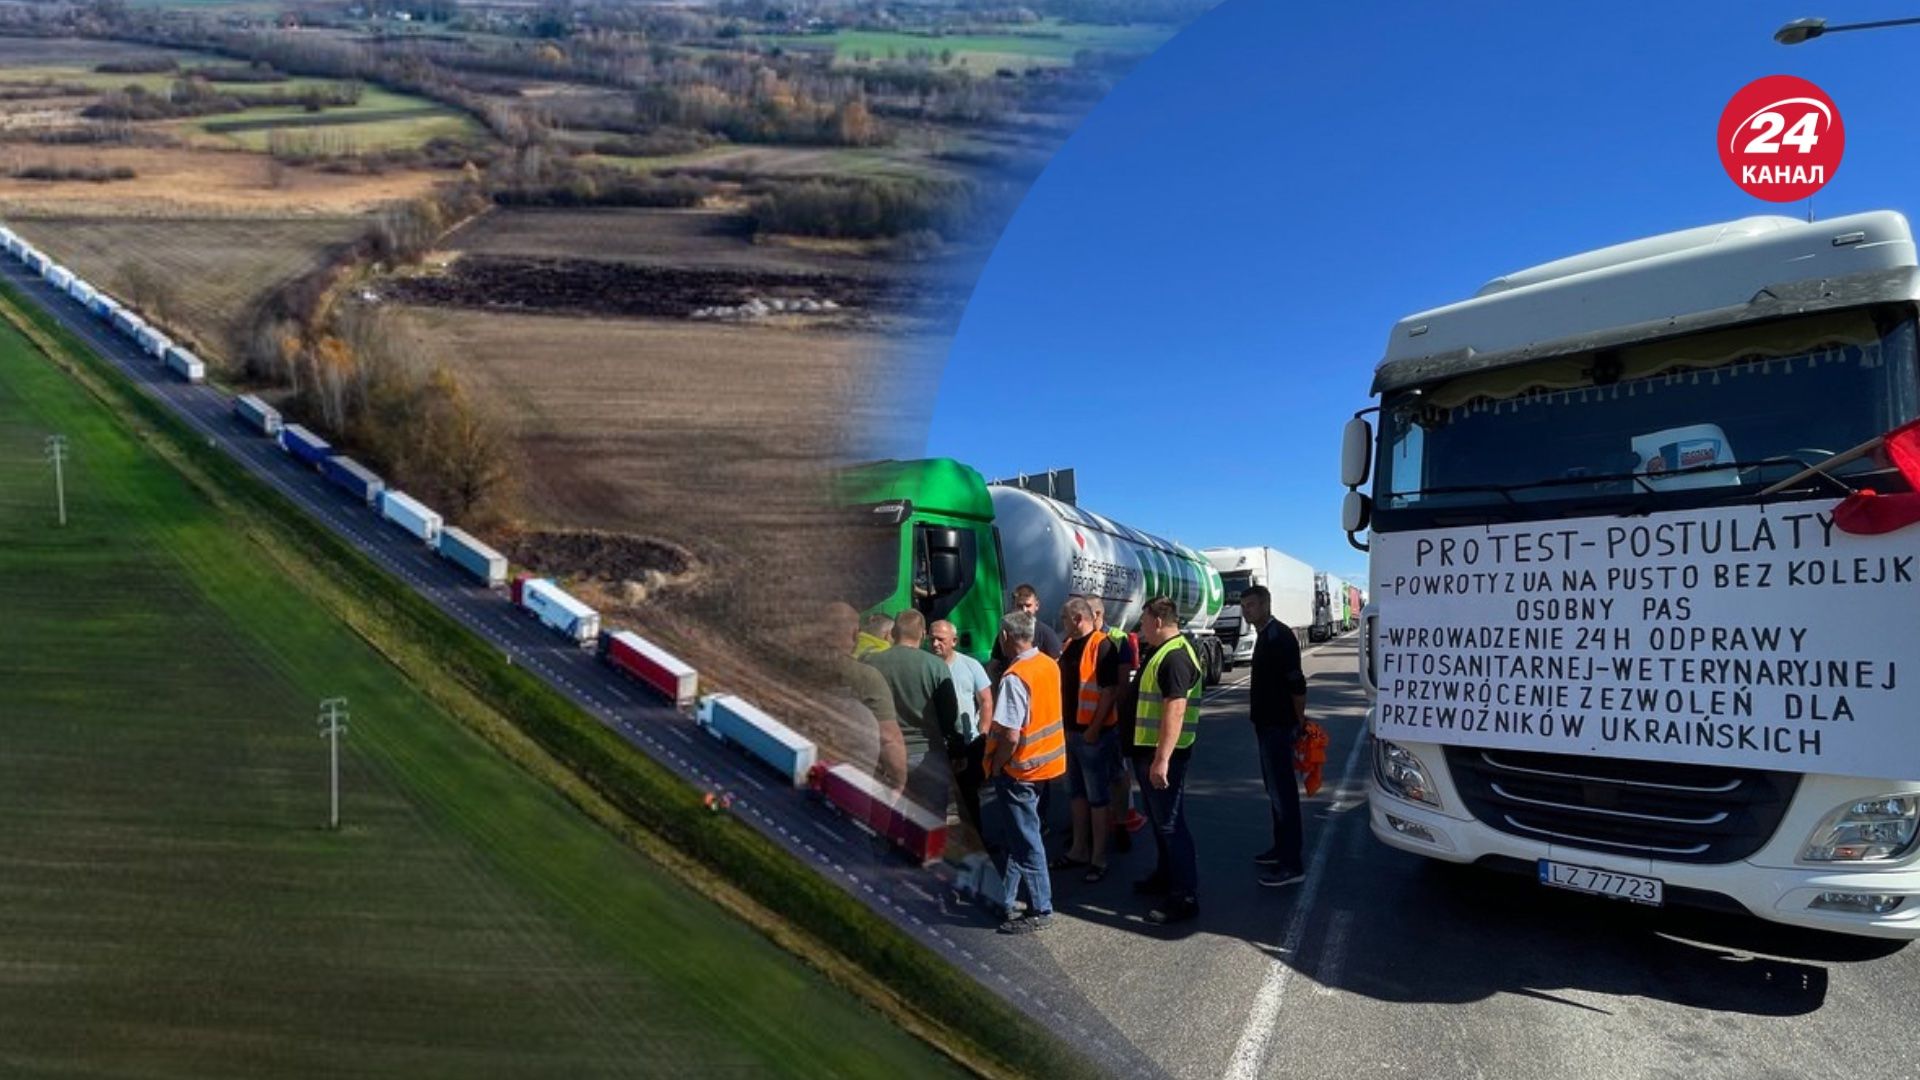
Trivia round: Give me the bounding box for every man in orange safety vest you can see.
[984,609,1067,934]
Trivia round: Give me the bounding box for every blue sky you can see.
[918,0,1920,582]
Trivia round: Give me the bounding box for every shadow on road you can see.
[1063,650,1901,1020]
[1288,673,1905,1019]
[1314,851,1907,1017]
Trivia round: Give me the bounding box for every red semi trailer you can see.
[810,762,947,866]
[600,629,698,713]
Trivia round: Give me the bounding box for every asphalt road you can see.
[13,254,1915,1080]
[948,638,1918,1080]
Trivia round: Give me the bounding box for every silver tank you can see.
[989,485,1224,634]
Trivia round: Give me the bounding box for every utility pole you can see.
[317,698,350,830]
[44,434,67,527]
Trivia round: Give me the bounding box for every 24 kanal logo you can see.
[1719,74,1844,202]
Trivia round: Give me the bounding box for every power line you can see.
[44,434,67,527]
[317,698,350,830]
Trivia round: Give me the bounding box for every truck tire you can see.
[1204,640,1223,687]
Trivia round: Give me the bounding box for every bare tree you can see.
[118,260,177,322]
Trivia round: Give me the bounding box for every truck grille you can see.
[1442,746,1801,864]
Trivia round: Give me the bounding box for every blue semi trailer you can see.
[437,527,508,588]
[696,694,817,788]
[279,424,332,468]
[321,455,385,505]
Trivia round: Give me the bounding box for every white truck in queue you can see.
[1204,546,1315,665]
[1344,211,1920,938]
[1312,571,1346,642]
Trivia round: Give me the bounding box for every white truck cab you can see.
[1345,211,1920,938]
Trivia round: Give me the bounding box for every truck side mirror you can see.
[1342,490,1372,552]
[922,527,965,591]
[1340,416,1374,489]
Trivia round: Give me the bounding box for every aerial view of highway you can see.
[10,1,1920,1078]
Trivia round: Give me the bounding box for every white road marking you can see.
[1223,724,1370,1080]
[1313,909,1354,997]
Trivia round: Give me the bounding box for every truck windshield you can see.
[1374,307,1920,528]
[1220,570,1253,606]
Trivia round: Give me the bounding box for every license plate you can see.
[1537,859,1664,906]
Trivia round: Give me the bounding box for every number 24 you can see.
[1745,111,1820,154]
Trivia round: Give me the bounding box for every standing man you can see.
[825,602,907,791]
[1055,597,1122,880]
[856,612,894,658]
[990,584,1063,676]
[984,609,1066,934]
[1126,596,1203,925]
[1242,585,1309,886]
[930,618,993,845]
[863,610,960,816]
[1091,596,1144,853]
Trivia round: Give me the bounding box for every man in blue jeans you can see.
[1241,585,1309,886]
[1127,596,1203,925]
[984,610,1067,934]
[1054,597,1123,881]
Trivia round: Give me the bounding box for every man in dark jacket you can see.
[1242,585,1308,886]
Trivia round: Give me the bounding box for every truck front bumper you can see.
[1369,782,1920,940]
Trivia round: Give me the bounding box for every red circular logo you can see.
[1719,75,1843,202]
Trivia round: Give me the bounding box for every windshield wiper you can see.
[1757,434,1886,497]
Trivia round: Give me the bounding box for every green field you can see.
[589,143,947,180]
[0,64,480,152]
[0,316,960,1075]
[189,85,483,151]
[765,19,1175,72]
[0,65,339,97]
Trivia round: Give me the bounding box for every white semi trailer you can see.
[1346,210,1920,939]
[376,489,442,546]
[1203,546,1315,667]
[515,577,601,646]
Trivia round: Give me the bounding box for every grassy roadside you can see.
[0,315,960,1076]
[0,278,1099,1080]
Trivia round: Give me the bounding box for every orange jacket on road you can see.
[1295,720,1329,796]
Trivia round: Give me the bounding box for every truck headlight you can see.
[1373,738,1439,808]
[1802,795,1920,862]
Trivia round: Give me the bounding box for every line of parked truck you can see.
[224,385,936,855]
[0,221,943,868]
[1,226,205,385]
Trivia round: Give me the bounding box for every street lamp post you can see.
[1776,15,1920,44]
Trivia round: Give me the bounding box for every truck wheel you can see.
[1204,643,1223,687]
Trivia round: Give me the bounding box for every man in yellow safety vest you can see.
[1126,595,1203,925]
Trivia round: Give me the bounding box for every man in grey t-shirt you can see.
[932,618,992,843]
